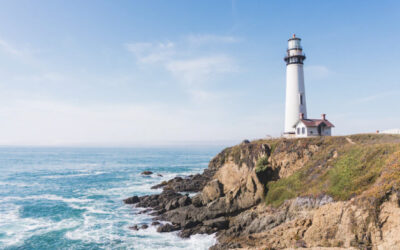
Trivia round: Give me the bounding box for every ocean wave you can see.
[77,163,100,168]
[0,203,80,247]
[68,204,109,214]
[84,183,160,199]
[0,181,40,187]
[42,171,106,179]
[0,194,92,204]
[64,213,216,250]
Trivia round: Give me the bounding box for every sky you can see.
[0,0,399,146]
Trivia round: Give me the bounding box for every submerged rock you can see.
[129,225,139,231]
[137,208,152,214]
[123,195,139,204]
[141,171,153,175]
[151,221,160,226]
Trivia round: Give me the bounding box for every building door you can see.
[318,123,326,136]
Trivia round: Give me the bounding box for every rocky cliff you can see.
[124,134,400,249]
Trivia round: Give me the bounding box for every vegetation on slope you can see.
[255,155,270,174]
[264,134,400,207]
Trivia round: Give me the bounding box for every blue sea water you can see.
[0,147,222,249]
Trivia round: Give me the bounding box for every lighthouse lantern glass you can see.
[288,39,301,49]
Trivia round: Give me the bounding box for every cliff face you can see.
[125,134,400,250]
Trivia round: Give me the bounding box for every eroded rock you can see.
[157,223,180,232]
[123,195,139,204]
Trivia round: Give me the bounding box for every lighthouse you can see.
[282,35,335,137]
[283,34,307,136]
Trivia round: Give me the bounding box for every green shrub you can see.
[255,155,269,173]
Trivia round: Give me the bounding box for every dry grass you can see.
[264,134,400,207]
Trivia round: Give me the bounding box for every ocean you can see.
[0,146,222,250]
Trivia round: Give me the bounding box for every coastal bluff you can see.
[124,134,400,249]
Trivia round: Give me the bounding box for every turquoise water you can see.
[0,147,221,249]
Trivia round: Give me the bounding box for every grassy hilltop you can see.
[224,134,400,207]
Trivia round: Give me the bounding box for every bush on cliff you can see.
[255,155,270,173]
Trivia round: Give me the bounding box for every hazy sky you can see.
[0,0,399,146]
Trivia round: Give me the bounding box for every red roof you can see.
[297,119,335,128]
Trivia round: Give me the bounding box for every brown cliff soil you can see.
[124,134,400,249]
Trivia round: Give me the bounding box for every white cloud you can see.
[0,38,44,69]
[187,89,222,104]
[12,72,66,83]
[186,34,239,45]
[125,35,239,85]
[125,41,175,63]
[0,39,28,57]
[304,65,332,80]
[352,91,399,104]
[125,36,239,102]
[166,55,236,85]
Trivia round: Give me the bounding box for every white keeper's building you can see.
[294,113,334,137]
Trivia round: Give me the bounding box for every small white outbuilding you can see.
[381,129,400,135]
[294,113,335,138]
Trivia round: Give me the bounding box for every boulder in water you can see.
[123,196,139,204]
[129,225,139,231]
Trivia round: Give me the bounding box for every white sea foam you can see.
[78,163,100,168]
[68,203,109,214]
[33,194,92,203]
[65,211,216,250]
[85,185,155,198]
[172,163,208,167]
[85,179,162,198]
[0,203,79,247]
[42,171,106,179]
[0,194,92,203]
[0,181,40,187]
[178,192,198,197]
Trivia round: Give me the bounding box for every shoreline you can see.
[124,134,400,249]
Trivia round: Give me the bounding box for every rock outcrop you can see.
[124,134,400,249]
[141,171,153,175]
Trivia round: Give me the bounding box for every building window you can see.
[302,127,305,134]
[300,94,303,105]
[297,128,300,134]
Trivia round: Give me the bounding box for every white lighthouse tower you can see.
[284,34,307,136]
